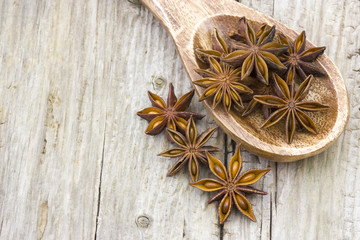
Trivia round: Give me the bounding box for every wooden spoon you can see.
[140,0,349,162]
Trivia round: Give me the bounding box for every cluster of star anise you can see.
[137,83,270,223]
[195,17,329,143]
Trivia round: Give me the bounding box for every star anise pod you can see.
[228,17,247,42]
[194,57,253,112]
[195,28,231,64]
[159,117,218,182]
[190,144,270,223]
[278,31,326,84]
[222,17,288,85]
[137,83,204,140]
[242,78,276,118]
[254,73,329,143]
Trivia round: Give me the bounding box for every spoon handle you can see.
[140,0,208,40]
[140,0,266,51]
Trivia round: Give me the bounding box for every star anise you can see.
[228,17,247,43]
[159,117,218,182]
[254,73,329,143]
[195,28,231,64]
[242,78,276,118]
[137,83,204,140]
[278,31,326,84]
[190,144,270,223]
[194,57,253,112]
[222,17,288,85]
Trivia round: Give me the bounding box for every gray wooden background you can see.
[0,0,359,239]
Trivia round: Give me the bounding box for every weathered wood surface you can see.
[0,0,358,239]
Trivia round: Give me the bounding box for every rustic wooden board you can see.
[0,0,359,239]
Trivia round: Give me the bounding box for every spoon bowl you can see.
[141,0,349,161]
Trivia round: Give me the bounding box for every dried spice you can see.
[228,17,247,43]
[194,57,253,112]
[191,18,331,144]
[195,28,231,64]
[137,83,204,140]
[278,31,326,84]
[159,117,218,182]
[190,144,270,223]
[242,78,276,118]
[254,74,329,143]
[223,17,288,85]
[135,14,334,227]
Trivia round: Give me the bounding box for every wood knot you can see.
[128,0,141,5]
[136,215,151,228]
[152,75,167,90]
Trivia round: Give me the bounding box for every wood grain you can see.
[0,0,358,239]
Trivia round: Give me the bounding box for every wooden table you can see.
[0,0,359,239]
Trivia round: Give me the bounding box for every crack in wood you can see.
[182,219,186,238]
[0,219,3,237]
[270,162,277,240]
[274,163,277,211]
[219,134,229,240]
[94,122,107,240]
[270,200,272,240]
[260,207,263,238]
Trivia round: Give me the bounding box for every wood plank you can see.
[0,0,106,239]
[270,0,360,239]
[221,2,275,239]
[95,0,270,239]
[94,2,224,239]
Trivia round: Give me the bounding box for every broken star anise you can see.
[137,83,204,140]
[222,17,288,85]
[194,57,253,112]
[190,144,270,223]
[278,31,326,84]
[254,73,329,143]
[159,117,218,182]
[195,28,231,64]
